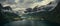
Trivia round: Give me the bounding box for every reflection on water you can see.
[4,20,60,26]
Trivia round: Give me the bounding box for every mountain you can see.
[23,1,60,24]
[47,1,60,24]
[0,3,21,26]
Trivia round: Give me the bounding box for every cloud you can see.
[15,0,43,8]
[1,0,56,12]
[0,0,6,3]
[31,0,55,8]
[14,0,55,8]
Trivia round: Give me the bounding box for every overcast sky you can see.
[0,0,56,11]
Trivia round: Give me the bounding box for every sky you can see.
[0,0,55,11]
[0,0,58,15]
